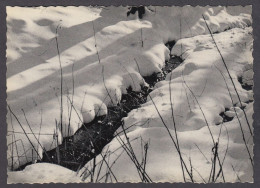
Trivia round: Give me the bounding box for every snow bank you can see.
[6,5,252,180]
[80,27,253,182]
[7,163,81,184]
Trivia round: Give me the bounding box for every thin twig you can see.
[202,14,253,136]
[169,70,186,182]
[182,74,215,145]
[214,65,253,167]
[194,143,210,164]
[68,63,75,136]
[8,105,42,160]
[21,109,51,162]
[102,65,115,105]
[9,111,21,168]
[92,21,101,64]
[231,164,242,182]
[55,23,63,136]
[134,59,194,182]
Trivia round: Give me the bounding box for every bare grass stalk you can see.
[55,24,64,136]
[92,21,101,64]
[182,73,225,182]
[21,109,51,162]
[215,65,253,167]
[134,58,194,182]
[55,120,61,164]
[169,71,186,182]
[8,105,42,162]
[68,63,75,137]
[202,15,253,136]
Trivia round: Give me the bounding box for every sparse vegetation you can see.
[7,6,253,183]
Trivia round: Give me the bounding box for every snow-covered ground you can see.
[6,6,253,183]
[7,163,81,183]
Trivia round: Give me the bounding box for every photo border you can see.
[1,0,259,187]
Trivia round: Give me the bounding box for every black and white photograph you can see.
[6,5,254,183]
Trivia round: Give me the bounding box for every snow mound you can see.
[7,6,252,173]
[7,163,81,184]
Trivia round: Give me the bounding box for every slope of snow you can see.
[6,5,252,182]
[80,27,253,183]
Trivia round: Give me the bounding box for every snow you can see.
[6,6,253,183]
[80,102,253,182]
[224,111,236,118]
[80,27,253,182]
[7,163,81,184]
[124,26,253,133]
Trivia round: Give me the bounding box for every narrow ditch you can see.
[18,41,183,172]
[17,38,254,172]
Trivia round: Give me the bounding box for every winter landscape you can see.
[6,6,254,183]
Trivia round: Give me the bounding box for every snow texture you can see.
[7,6,253,183]
[7,163,81,183]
